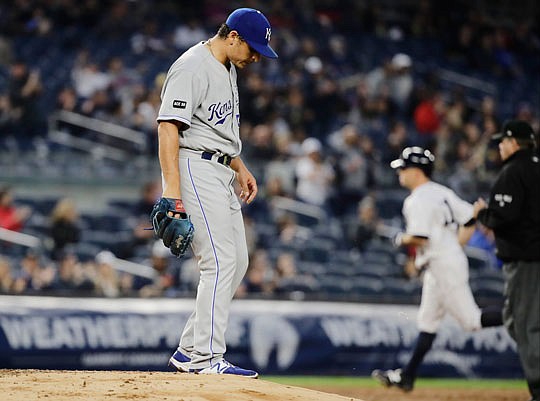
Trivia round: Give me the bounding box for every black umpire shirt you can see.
[477,148,540,262]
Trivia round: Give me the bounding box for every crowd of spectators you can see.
[0,0,538,299]
[0,183,190,298]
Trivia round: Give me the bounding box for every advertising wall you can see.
[0,296,521,377]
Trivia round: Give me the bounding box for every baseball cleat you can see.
[168,350,191,372]
[190,359,259,378]
[371,368,414,392]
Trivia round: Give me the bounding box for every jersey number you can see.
[442,199,458,231]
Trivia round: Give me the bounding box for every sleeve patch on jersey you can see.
[494,193,512,207]
[173,100,187,109]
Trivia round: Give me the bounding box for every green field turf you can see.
[265,376,527,390]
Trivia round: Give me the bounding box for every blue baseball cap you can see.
[226,8,278,59]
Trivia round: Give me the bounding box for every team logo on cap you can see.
[265,28,271,41]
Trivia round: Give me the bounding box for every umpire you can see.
[476,120,540,401]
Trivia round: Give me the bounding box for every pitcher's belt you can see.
[180,149,233,166]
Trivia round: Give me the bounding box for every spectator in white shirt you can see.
[295,137,335,209]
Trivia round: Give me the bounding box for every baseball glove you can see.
[151,198,194,257]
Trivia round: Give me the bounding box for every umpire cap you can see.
[492,120,536,142]
[390,146,435,177]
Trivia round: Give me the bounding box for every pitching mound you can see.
[1,370,528,401]
[1,370,361,401]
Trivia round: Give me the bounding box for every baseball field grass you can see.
[266,376,527,389]
[265,376,529,401]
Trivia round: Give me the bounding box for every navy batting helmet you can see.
[390,146,435,177]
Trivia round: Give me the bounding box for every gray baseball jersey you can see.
[403,181,482,333]
[158,42,242,156]
[157,41,249,370]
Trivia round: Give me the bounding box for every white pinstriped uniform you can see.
[403,181,482,333]
[157,41,248,369]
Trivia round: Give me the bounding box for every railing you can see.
[437,68,498,95]
[338,66,498,99]
[47,110,148,161]
[0,227,156,279]
[270,196,325,223]
[0,227,41,248]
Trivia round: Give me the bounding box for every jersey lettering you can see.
[208,100,233,125]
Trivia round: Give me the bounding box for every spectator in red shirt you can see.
[413,91,446,149]
[0,186,31,232]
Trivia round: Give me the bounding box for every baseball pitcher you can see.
[152,8,278,378]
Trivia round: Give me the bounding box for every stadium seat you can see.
[470,268,504,284]
[107,199,138,211]
[65,242,102,262]
[325,262,361,277]
[300,238,334,263]
[375,191,407,219]
[318,275,353,295]
[364,239,396,254]
[295,261,327,276]
[471,279,504,300]
[361,250,394,266]
[275,275,321,294]
[465,246,496,270]
[357,261,405,279]
[381,277,421,303]
[349,276,384,297]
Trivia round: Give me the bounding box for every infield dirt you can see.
[0,370,528,401]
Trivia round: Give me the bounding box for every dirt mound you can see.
[1,370,528,401]
[1,370,360,401]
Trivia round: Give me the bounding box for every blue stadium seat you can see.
[0,243,31,258]
[295,261,327,276]
[107,199,138,211]
[352,270,386,280]
[364,239,396,254]
[255,223,279,248]
[318,275,352,295]
[350,276,384,297]
[376,197,404,220]
[325,262,362,277]
[300,238,334,263]
[470,268,504,283]
[17,197,60,215]
[381,277,421,301]
[65,242,102,262]
[358,262,404,278]
[80,213,130,232]
[466,247,496,270]
[328,249,363,265]
[361,250,394,265]
[275,275,321,294]
[471,279,504,300]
